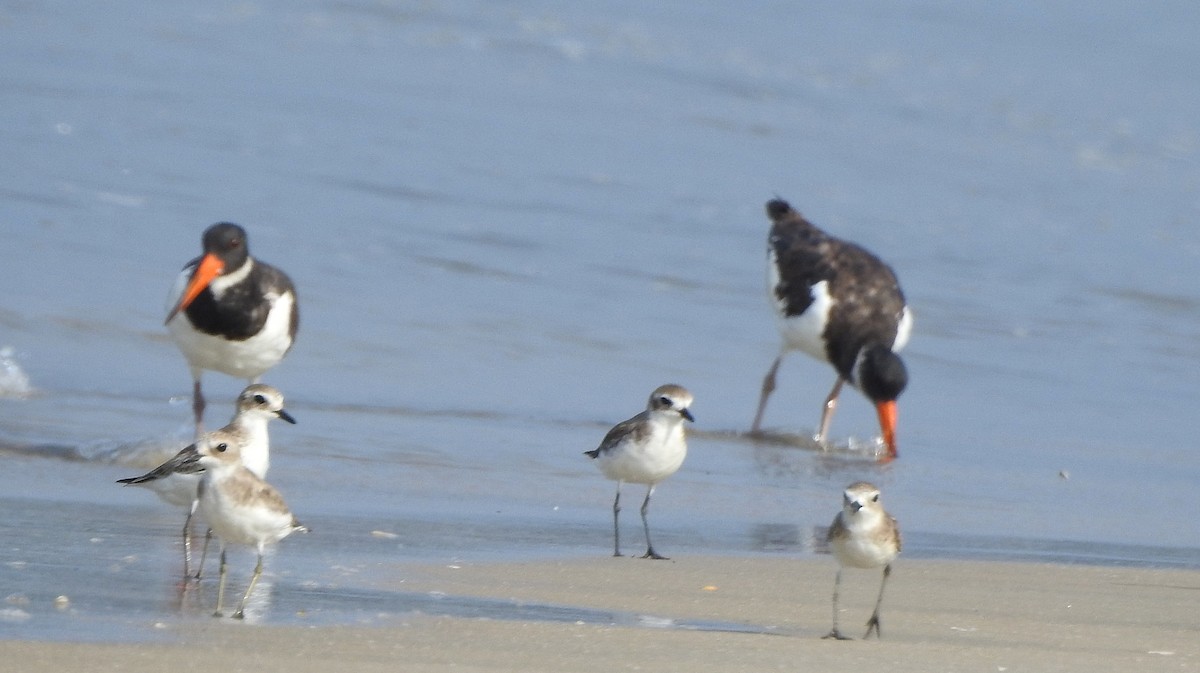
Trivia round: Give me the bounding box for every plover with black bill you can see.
[117,384,296,578]
[824,481,901,640]
[584,384,694,560]
[194,431,307,619]
[751,198,911,460]
[166,222,299,435]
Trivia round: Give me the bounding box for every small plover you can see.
[751,198,910,460]
[824,481,901,640]
[194,431,307,619]
[117,384,296,577]
[584,384,694,560]
[166,222,299,435]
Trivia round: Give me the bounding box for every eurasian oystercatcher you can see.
[117,384,296,578]
[584,384,694,560]
[823,481,901,640]
[751,198,911,460]
[165,223,298,435]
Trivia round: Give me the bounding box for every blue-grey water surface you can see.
[2,0,1200,641]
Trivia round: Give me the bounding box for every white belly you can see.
[833,535,897,569]
[167,293,294,379]
[596,430,687,485]
[200,485,292,548]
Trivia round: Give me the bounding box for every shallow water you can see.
[2,0,1200,640]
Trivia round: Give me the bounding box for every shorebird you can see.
[751,198,911,460]
[824,481,901,640]
[194,431,307,619]
[584,384,694,560]
[166,222,298,435]
[117,384,296,578]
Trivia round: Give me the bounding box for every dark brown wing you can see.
[116,443,202,485]
[769,205,838,319]
[820,240,907,376]
[584,410,651,459]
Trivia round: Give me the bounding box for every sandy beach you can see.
[4,556,1196,672]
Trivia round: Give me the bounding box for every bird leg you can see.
[192,379,206,437]
[213,548,228,618]
[193,528,213,580]
[822,568,852,640]
[181,508,194,580]
[640,486,668,560]
[751,355,783,433]
[816,378,845,445]
[863,563,892,639]
[234,553,264,620]
[611,484,622,557]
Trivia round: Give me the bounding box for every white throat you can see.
[208,258,255,299]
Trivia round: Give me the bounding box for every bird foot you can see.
[822,629,852,640]
[641,549,670,560]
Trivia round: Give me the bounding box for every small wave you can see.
[0,435,188,467]
[0,347,33,399]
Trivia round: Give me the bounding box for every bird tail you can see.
[583,449,600,459]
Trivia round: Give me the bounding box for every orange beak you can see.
[875,400,898,461]
[165,252,224,324]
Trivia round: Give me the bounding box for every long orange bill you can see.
[875,400,898,461]
[165,252,224,324]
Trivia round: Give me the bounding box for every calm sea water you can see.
[2,0,1199,640]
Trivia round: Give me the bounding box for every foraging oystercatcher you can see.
[165,223,298,435]
[584,384,694,560]
[750,198,910,460]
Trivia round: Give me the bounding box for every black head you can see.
[765,198,797,223]
[857,346,908,402]
[201,222,250,271]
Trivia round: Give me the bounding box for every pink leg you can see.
[751,355,783,433]
[816,378,845,444]
[192,379,206,437]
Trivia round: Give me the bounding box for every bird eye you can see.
[254,394,267,404]
[872,494,879,502]
[216,443,228,453]
[658,397,671,406]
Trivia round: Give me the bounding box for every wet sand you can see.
[4,556,1197,672]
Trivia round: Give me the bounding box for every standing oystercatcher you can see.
[166,223,298,435]
[750,198,910,460]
